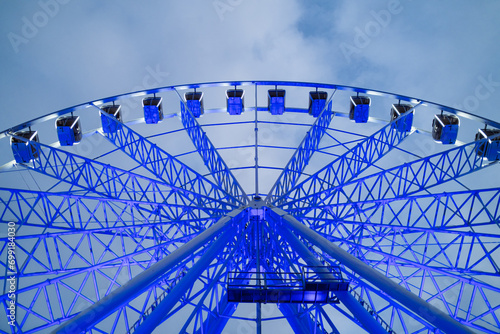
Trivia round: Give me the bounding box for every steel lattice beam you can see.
[311,187,500,228]
[270,207,476,334]
[286,138,496,214]
[0,188,225,230]
[51,208,245,334]
[267,99,334,202]
[179,95,248,204]
[271,106,419,206]
[133,225,237,333]
[16,140,232,212]
[99,112,243,206]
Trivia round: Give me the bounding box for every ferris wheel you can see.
[1,81,499,334]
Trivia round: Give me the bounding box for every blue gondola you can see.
[11,130,39,163]
[475,128,500,161]
[100,105,122,133]
[143,97,164,124]
[56,116,82,146]
[268,89,286,115]
[349,96,370,123]
[308,91,327,117]
[391,103,413,132]
[226,89,245,115]
[185,92,204,118]
[432,114,459,144]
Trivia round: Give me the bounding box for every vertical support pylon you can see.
[271,207,476,334]
[276,218,387,334]
[133,226,237,333]
[52,208,244,334]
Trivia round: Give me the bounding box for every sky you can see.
[1,1,500,333]
[1,0,500,131]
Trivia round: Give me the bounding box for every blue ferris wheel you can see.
[1,81,500,334]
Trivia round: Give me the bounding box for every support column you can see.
[52,208,244,334]
[271,207,475,334]
[134,226,237,333]
[278,222,387,334]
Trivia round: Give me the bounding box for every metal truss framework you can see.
[0,81,499,334]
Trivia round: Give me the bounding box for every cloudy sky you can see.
[1,1,500,333]
[1,0,500,131]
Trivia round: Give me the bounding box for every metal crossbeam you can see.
[271,207,476,334]
[267,99,334,202]
[179,94,248,204]
[99,112,243,206]
[17,140,233,212]
[1,237,208,334]
[286,138,496,213]
[273,217,389,334]
[311,187,500,228]
[297,189,500,330]
[133,228,236,333]
[272,105,418,206]
[0,188,225,230]
[52,208,245,334]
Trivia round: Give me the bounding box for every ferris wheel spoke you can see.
[271,207,476,334]
[343,276,435,334]
[0,188,224,232]
[178,91,249,204]
[173,234,245,334]
[52,207,245,334]
[16,237,207,333]
[335,237,500,332]
[308,187,500,230]
[130,224,238,333]
[16,141,233,213]
[286,138,497,214]
[98,113,243,206]
[358,257,500,332]
[5,226,201,279]
[2,221,223,333]
[267,98,334,203]
[319,229,500,290]
[274,104,419,207]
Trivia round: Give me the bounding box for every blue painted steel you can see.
[21,140,232,212]
[270,105,417,205]
[315,187,500,229]
[179,97,248,204]
[99,111,243,206]
[285,137,495,212]
[275,218,389,334]
[271,207,476,334]
[52,208,244,334]
[143,96,164,124]
[267,100,333,203]
[0,187,225,232]
[133,225,237,333]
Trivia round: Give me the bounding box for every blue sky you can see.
[1,0,500,131]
